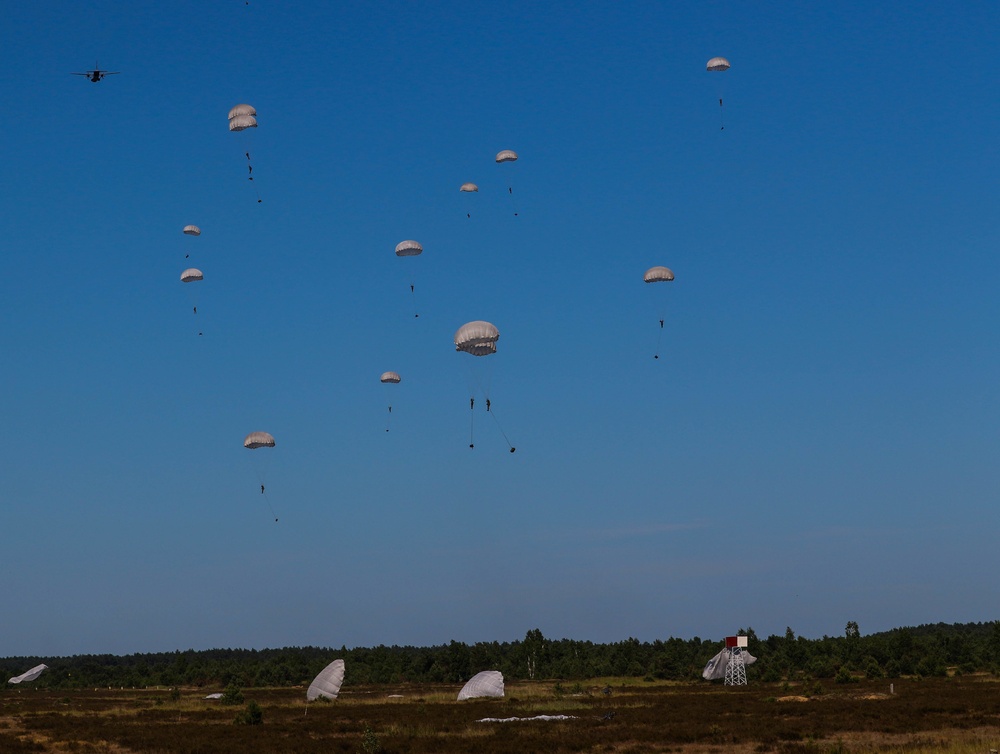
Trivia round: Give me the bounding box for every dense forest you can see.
[4,622,999,691]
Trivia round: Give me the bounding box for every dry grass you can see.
[2,676,1000,753]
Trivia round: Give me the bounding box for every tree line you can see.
[4,621,999,690]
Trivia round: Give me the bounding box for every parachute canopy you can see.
[707,57,731,72]
[8,664,48,684]
[458,670,504,700]
[228,103,257,119]
[395,240,423,257]
[460,182,479,192]
[183,225,201,236]
[643,266,674,283]
[180,268,204,283]
[380,371,401,384]
[701,649,757,680]
[455,320,499,356]
[229,114,258,132]
[307,659,345,701]
[495,150,518,163]
[243,431,275,449]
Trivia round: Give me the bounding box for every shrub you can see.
[234,700,263,725]
[221,683,245,705]
[360,724,383,753]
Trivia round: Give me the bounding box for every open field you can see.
[2,676,1000,753]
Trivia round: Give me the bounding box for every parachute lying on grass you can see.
[701,649,757,680]
[307,659,345,700]
[458,670,504,700]
[8,664,48,684]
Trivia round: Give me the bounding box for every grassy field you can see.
[2,676,1000,753]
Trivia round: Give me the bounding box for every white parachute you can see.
[454,320,499,356]
[307,659,346,701]
[180,268,204,283]
[8,664,48,684]
[244,432,278,520]
[229,104,261,202]
[458,670,504,700]
[643,266,674,283]
[394,240,423,257]
[460,183,479,192]
[380,371,401,384]
[495,150,518,163]
[243,431,275,449]
[182,225,201,236]
[706,57,731,71]
[701,649,757,680]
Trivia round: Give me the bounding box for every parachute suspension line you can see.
[469,397,476,448]
[719,99,725,131]
[386,405,392,433]
[654,318,664,360]
[507,186,519,217]
[245,151,262,203]
[486,401,516,453]
[260,487,278,522]
[409,280,419,318]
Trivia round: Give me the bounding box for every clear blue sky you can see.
[1,1,998,656]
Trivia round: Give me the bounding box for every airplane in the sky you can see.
[72,65,120,83]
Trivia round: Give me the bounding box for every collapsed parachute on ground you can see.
[307,659,346,701]
[643,266,674,283]
[380,371,401,384]
[454,320,499,356]
[458,670,504,700]
[701,649,757,680]
[8,664,48,684]
[706,57,731,71]
[395,240,423,257]
[243,431,275,449]
[183,225,201,236]
[460,183,479,192]
[180,268,204,283]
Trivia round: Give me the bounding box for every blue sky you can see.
[1,1,998,656]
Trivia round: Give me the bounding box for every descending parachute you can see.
[706,57,731,129]
[496,150,519,215]
[307,659,345,701]
[454,321,514,452]
[182,225,201,236]
[381,371,401,432]
[644,266,675,359]
[180,268,204,334]
[243,431,278,521]
[458,670,505,700]
[8,664,47,684]
[460,183,478,218]
[395,240,423,317]
[243,431,275,449]
[229,104,261,202]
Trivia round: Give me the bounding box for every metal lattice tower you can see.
[724,647,747,686]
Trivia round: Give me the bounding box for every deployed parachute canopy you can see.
[706,57,731,71]
[395,240,423,257]
[307,659,345,701]
[643,266,674,283]
[460,183,479,192]
[458,670,504,700]
[380,371,401,384]
[229,104,261,201]
[243,431,275,449]
[454,320,499,356]
[8,664,48,684]
[182,225,201,236]
[228,103,257,119]
[180,268,204,283]
[495,150,518,163]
